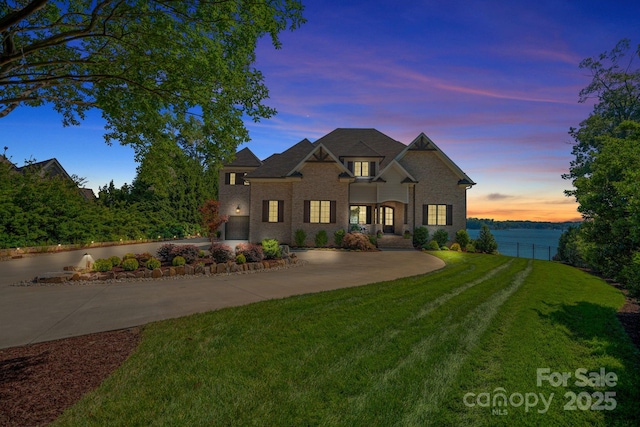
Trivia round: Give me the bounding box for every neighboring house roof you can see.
[226,147,263,167]
[79,187,97,201]
[17,158,73,181]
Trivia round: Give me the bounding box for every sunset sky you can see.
[3,1,639,222]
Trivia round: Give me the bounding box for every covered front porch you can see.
[349,201,409,236]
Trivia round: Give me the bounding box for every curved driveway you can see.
[0,239,444,349]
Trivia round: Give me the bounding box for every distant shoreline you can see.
[467,218,580,231]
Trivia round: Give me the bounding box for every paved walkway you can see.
[0,240,444,349]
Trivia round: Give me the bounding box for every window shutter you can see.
[224,173,231,185]
[330,201,337,223]
[366,206,372,224]
[278,200,284,222]
[447,205,453,226]
[370,162,376,176]
[422,204,428,225]
[347,161,353,173]
[237,174,244,185]
[262,200,269,222]
[303,200,310,223]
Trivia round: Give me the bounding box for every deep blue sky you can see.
[3,0,639,221]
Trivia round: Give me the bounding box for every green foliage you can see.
[368,235,377,247]
[314,230,328,247]
[466,243,476,253]
[210,244,234,263]
[93,258,113,272]
[455,229,470,249]
[475,225,498,254]
[146,257,161,270]
[450,242,462,252]
[555,226,589,267]
[424,240,440,251]
[432,229,449,247]
[342,232,376,251]
[294,229,307,247]
[562,40,640,291]
[334,229,346,247]
[123,253,136,260]
[108,256,122,267]
[620,252,640,297]
[122,258,139,271]
[412,226,429,248]
[172,256,186,267]
[1,1,305,162]
[261,239,281,260]
[235,254,246,264]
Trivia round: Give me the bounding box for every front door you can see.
[380,206,394,234]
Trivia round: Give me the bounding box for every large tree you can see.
[0,0,304,159]
[563,39,640,289]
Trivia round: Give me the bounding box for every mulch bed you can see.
[0,285,638,426]
[0,328,140,427]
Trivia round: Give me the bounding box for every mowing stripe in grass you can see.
[402,260,533,425]
[336,259,533,425]
[411,258,515,321]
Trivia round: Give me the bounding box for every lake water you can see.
[466,229,565,260]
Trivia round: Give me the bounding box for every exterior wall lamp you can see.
[236,205,241,213]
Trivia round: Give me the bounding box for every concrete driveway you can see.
[0,239,444,349]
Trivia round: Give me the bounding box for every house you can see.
[2,156,96,201]
[219,128,475,244]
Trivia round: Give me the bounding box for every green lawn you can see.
[55,252,640,426]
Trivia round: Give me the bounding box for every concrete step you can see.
[377,235,415,249]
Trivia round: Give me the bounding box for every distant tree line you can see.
[466,218,580,230]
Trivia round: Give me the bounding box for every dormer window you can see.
[347,160,376,177]
[354,161,369,177]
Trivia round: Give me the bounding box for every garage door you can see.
[226,216,249,240]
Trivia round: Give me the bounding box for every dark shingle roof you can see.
[245,139,314,178]
[312,128,405,170]
[225,147,262,167]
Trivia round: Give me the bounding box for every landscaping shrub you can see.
[157,244,176,262]
[170,245,200,264]
[475,225,498,254]
[368,234,377,247]
[122,258,139,271]
[403,230,411,239]
[146,257,161,270]
[261,239,281,259]
[455,229,470,250]
[342,232,376,251]
[424,240,440,251]
[235,242,264,262]
[433,229,449,247]
[440,246,449,251]
[294,229,306,247]
[108,256,121,267]
[315,230,328,247]
[172,256,186,267]
[466,242,476,253]
[413,226,429,248]
[236,253,246,264]
[334,229,346,247]
[210,243,234,263]
[450,242,462,252]
[123,252,136,260]
[93,258,113,272]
